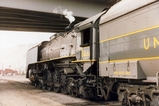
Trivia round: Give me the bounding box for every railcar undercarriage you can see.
[28,58,100,99]
[117,82,159,106]
[28,59,159,106]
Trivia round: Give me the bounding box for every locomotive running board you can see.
[29,55,76,64]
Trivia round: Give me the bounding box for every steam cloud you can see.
[53,6,62,14]
[53,7,75,23]
[62,9,75,23]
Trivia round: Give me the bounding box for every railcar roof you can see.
[100,0,157,24]
[75,11,106,31]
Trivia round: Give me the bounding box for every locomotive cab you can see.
[73,11,106,73]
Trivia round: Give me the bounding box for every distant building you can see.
[0,68,18,76]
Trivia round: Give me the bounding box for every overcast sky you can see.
[0,30,53,49]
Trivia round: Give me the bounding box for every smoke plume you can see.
[62,9,75,23]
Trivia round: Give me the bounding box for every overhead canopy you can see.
[0,0,120,33]
[0,6,86,33]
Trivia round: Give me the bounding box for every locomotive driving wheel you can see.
[122,97,129,106]
[28,69,36,85]
[35,81,42,89]
[47,86,53,91]
[42,83,47,90]
[53,68,61,93]
[53,87,60,93]
[46,69,53,91]
[60,74,68,94]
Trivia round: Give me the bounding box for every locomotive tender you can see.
[26,0,159,105]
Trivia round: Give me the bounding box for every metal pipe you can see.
[156,72,159,86]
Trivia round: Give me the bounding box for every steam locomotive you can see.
[26,0,159,105]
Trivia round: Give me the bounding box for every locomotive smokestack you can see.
[63,9,75,31]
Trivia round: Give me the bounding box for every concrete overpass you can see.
[0,0,119,32]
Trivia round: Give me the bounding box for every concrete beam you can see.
[0,0,114,17]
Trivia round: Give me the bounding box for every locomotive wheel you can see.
[70,88,77,97]
[81,90,89,99]
[101,87,109,100]
[128,97,151,106]
[151,97,159,106]
[79,86,89,99]
[60,74,68,94]
[61,86,68,94]
[42,81,47,90]
[53,87,61,93]
[47,86,53,91]
[145,97,151,106]
[28,69,36,85]
[52,69,60,93]
[37,82,42,89]
[42,84,47,90]
[122,97,129,106]
[70,90,75,97]
[34,82,38,87]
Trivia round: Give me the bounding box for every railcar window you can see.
[81,28,91,47]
